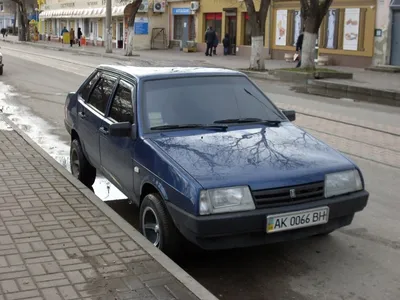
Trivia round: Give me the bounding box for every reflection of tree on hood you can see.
[155,127,327,178]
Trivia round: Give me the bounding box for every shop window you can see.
[243,12,251,46]
[174,15,184,40]
[324,9,340,49]
[291,10,302,46]
[204,13,222,42]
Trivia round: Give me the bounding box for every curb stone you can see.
[2,38,140,60]
[0,114,219,300]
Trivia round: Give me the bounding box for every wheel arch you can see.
[140,181,168,205]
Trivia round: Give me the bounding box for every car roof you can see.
[97,65,245,80]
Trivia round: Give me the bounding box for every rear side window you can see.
[109,81,134,123]
[87,74,117,114]
[80,71,100,101]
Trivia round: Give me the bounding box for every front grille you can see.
[252,181,325,208]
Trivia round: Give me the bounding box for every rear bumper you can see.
[167,190,369,250]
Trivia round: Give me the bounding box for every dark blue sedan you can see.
[64,66,369,255]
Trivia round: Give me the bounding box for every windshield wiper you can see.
[150,124,228,131]
[213,118,282,125]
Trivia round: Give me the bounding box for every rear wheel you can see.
[139,193,182,256]
[70,139,96,187]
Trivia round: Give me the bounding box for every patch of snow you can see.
[0,120,13,130]
[0,81,126,201]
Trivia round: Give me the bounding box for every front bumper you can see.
[166,190,369,250]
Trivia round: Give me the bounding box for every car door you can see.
[77,72,118,169]
[99,79,136,196]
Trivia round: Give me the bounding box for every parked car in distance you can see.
[64,66,369,255]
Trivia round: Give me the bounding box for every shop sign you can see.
[60,2,75,8]
[43,0,120,10]
[172,8,191,15]
[343,8,360,51]
[275,10,287,46]
[134,17,149,35]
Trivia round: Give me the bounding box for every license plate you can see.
[266,207,329,233]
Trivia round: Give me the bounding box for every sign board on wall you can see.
[134,17,149,35]
[275,10,287,46]
[343,8,360,51]
[172,8,191,15]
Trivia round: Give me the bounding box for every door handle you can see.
[99,126,109,135]
[78,111,86,119]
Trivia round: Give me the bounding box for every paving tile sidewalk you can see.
[0,120,217,300]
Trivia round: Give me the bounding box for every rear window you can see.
[141,75,284,131]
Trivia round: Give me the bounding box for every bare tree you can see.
[299,0,333,69]
[115,0,142,56]
[243,0,271,70]
[10,0,35,41]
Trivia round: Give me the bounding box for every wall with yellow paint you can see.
[270,0,376,66]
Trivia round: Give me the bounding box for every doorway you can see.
[225,13,237,55]
[390,10,400,66]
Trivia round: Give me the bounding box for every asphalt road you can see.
[1,43,400,300]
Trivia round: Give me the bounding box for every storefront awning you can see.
[39,6,126,19]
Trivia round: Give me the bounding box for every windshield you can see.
[142,75,285,132]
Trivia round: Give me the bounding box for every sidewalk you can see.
[0,117,217,300]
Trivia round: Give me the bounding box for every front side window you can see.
[80,71,100,101]
[109,81,135,123]
[142,76,285,132]
[87,74,117,114]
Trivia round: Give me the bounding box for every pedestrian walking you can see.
[69,28,75,47]
[295,27,305,68]
[1,28,7,39]
[205,26,216,57]
[60,27,68,44]
[77,28,83,47]
[213,32,219,55]
[222,33,230,56]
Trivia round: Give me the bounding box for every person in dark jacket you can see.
[213,32,219,55]
[77,28,83,47]
[205,26,216,57]
[222,33,230,55]
[295,27,305,68]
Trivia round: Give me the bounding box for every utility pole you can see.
[105,0,112,53]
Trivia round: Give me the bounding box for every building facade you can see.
[271,0,376,67]
[39,0,168,49]
[373,0,400,66]
[0,1,15,29]
[168,0,377,67]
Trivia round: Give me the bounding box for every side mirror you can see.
[109,122,132,137]
[282,110,296,122]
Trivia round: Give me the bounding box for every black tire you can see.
[70,139,96,187]
[0,67,3,76]
[139,193,181,256]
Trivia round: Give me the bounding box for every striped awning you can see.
[39,6,126,19]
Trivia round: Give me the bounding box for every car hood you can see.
[149,124,355,190]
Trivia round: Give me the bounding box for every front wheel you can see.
[139,194,182,256]
[70,139,96,187]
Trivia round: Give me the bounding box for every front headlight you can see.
[199,186,255,215]
[325,169,363,198]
